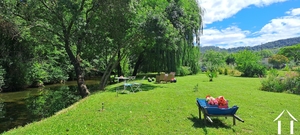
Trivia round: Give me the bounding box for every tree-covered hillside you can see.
[201,36,300,53]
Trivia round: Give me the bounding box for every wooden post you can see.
[102,102,104,111]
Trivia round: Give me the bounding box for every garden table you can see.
[115,77,133,92]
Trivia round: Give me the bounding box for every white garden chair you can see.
[132,76,146,92]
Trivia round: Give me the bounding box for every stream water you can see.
[0,80,100,134]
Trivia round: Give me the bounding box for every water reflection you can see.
[0,100,4,119]
[0,83,99,133]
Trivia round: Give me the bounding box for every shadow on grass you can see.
[187,114,235,134]
[105,83,165,93]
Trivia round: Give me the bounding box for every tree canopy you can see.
[234,50,266,77]
[278,44,300,64]
[0,0,204,96]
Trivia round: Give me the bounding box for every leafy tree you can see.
[0,15,34,91]
[268,54,289,69]
[1,0,204,93]
[1,0,138,97]
[201,50,226,81]
[259,49,274,58]
[1,0,111,97]
[96,0,140,89]
[225,53,235,65]
[129,0,203,75]
[234,50,266,77]
[278,44,300,65]
[202,50,225,72]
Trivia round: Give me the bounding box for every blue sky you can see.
[197,0,300,48]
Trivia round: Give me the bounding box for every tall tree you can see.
[1,0,101,97]
[0,16,33,91]
[278,44,300,65]
[268,54,289,68]
[234,50,266,77]
[202,50,225,72]
[96,0,139,89]
[129,0,203,74]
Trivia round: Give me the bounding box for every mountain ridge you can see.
[200,36,300,53]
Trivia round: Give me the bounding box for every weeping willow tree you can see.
[130,0,203,75]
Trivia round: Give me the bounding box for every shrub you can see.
[179,66,192,76]
[282,64,290,71]
[224,68,228,75]
[260,74,285,92]
[234,50,267,77]
[240,63,267,77]
[284,72,300,94]
[218,68,223,75]
[268,54,289,69]
[29,61,69,85]
[206,71,217,82]
[260,70,300,94]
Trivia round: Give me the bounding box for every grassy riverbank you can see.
[2,74,300,135]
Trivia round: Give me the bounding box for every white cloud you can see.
[198,0,288,26]
[286,8,300,16]
[201,13,300,48]
[201,26,248,46]
[198,0,300,49]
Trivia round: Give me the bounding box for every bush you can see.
[282,64,290,71]
[224,68,228,75]
[218,68,223,75]
[179,66,192,76]
[260,70,300,94]
[206,70,217,82]
[28,62,69,85]
[234,50,267,77]
[239,63,267,77]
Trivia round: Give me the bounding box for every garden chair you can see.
[170,72,176,76]
[155,74,165,83]
[133,76,146,92]
[128,76,136,82]
[116,81,133,94]
[165,73,175,83]
[159,74,166,83]
[156,75,160,83]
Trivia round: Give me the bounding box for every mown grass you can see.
[2,74,300,135]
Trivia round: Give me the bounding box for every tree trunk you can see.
[132,53,144,76]
[99,62,118,90]
[64,40,90,98]
[99,50,125,90]
[117,51,122,76]
[117,62,122,76]
[74,59,90,98]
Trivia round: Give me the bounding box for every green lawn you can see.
[2,74,300,135]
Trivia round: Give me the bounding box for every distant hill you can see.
[200,36,300,53]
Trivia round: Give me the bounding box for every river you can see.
[0,80,100,134]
